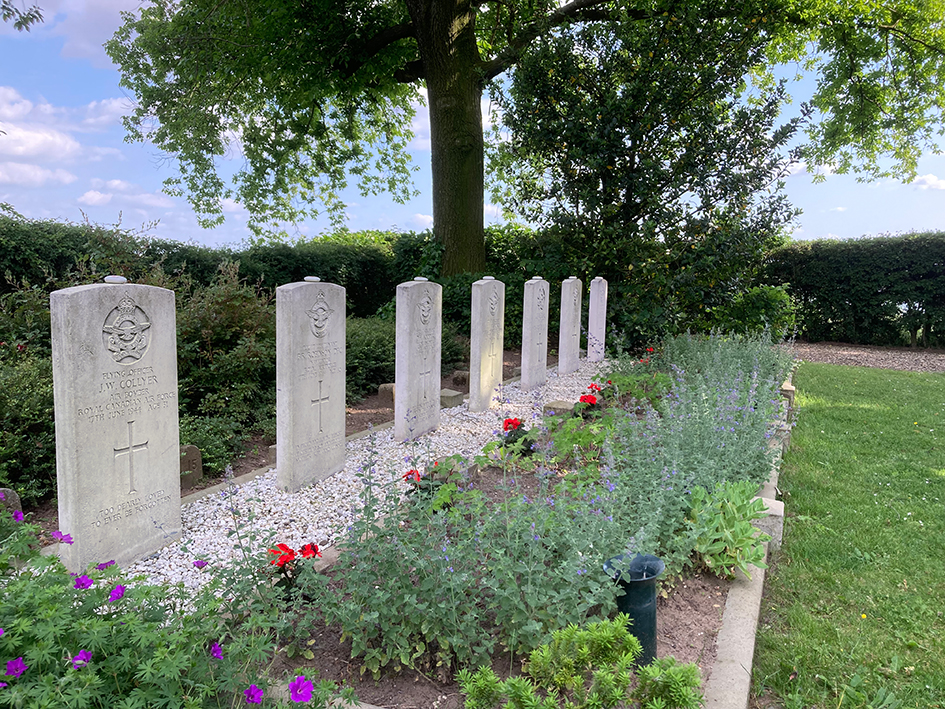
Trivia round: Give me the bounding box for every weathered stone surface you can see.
[588,277,608,362]
[0,488,21,516]
[51,278,181,572]
[276,278,346,492]
[558,277,583,375]
[440,388,464,408]
[521,276,550,390]
[378,383,395,405]
[469,277,505,411]
[543,400,575,416]
[395,278,442,440]
[179,444,202,475]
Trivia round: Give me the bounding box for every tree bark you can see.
[403,0,487,276]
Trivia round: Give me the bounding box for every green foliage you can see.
[764,231,945,345]
[704,286,796,341]
[459,616,702,709]
[0,352,55,504]
[179,415,245,477]
[346,317,397,403]
[1,0,42,30]
[632,657,704,709]
[688,480,770,580]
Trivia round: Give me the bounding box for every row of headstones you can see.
[49,275,607,572]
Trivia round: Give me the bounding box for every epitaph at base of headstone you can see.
[521,276,550,390]
[395,278,442,440]
[51,277,181,572]
[558,277,583,375]
[276,278,346,492]
[469,276,505,412]
[588,277,608,362]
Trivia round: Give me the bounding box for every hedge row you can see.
[763,231,945,346]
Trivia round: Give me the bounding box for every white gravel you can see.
[125,359,608,589]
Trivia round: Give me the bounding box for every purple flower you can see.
[193,560,208,569]
[0,491,4,500]
[0,683,5,688]
[12,511,23,522]
[244,685,264,704]
[5,658,27,678]
[210,642,223,660]
[96,560,115,570]
[289,675,313,703]
[0,628,4,637]
[51,530,74,545]
[72,650,92,670]
[108,585,125,603]
[73,575,93,590]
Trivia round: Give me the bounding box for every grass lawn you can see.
[754,362,945,708]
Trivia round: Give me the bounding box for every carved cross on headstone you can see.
[310,380,330,432]
[114,420,148,494]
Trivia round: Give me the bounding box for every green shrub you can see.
[346,317,397,403]
[179,415,246,477]
[0,353,55,505]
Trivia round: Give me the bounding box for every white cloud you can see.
[221,198,245,214]
[81,98,131,129]
[0,122,81,161]
[91,178,134,192]
[127,192,174,208]
[0,161,77,186]
[410,213,434,229]
[77,190,112,206]
[484,203,502,218]
[912,174,945,190]
[0,88,33,120]
[829,207,847,212]
[42,0,143,69]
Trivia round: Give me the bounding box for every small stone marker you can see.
[276,277,346,492]
[51,277,181,572]
[395,278,442,440]
[0,488,21,517]
[588,277,608,362]
[179,444,202,476]
[521,276,550,390]
[558,277,583,375]
[469,276,505,411]
[440,388,464,408]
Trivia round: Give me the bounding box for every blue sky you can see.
[3,1,945,250]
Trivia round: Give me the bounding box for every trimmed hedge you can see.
[764,231,945,346]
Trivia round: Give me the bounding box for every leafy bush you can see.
[0,353,55,504]
[346,317,397,403]
[179,415,246,477]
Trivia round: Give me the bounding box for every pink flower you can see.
[289,675,313,703]
[244,685,264,704]
[108,585,126,603]
[72,650,92,669]
[5,657,27,678]
[193,560,209,569]
[210,641,223,660]
[96,560,115,570]
[52,530,74,545]
[12,511,23,522]
[73,575,93,590]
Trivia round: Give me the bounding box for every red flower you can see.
[588,383,602,392]
[607,380,612,385]
[268,543,296,567]
[403,469,421,482]
[579,394,597,405]
[301,543,322,558]
[503,417,523,431]
[16,344,25,353]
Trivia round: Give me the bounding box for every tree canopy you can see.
[106,0,945,275]
[1,0,42,30]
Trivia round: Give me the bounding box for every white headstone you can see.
[469,277,505,411]
[51,279,181,572]
[588,277,608,362]
[276,279,346,492]
[521,276,550,390]
[395,278,442,440]
[558,277,583,375]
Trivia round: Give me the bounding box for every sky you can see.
[3,1,945,251]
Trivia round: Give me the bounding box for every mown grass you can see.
[754,363,945,708]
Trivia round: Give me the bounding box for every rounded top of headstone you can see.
[414,276,429,281]
[482,276,495,281]
[104,275,127,284]
[531,276,542,280]
[592,276,603,281]
[304,276,321,282]
[567,276,577,280]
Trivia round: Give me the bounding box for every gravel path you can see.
[790,342,945,374]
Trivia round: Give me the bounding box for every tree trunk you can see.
[404,0,486,276]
